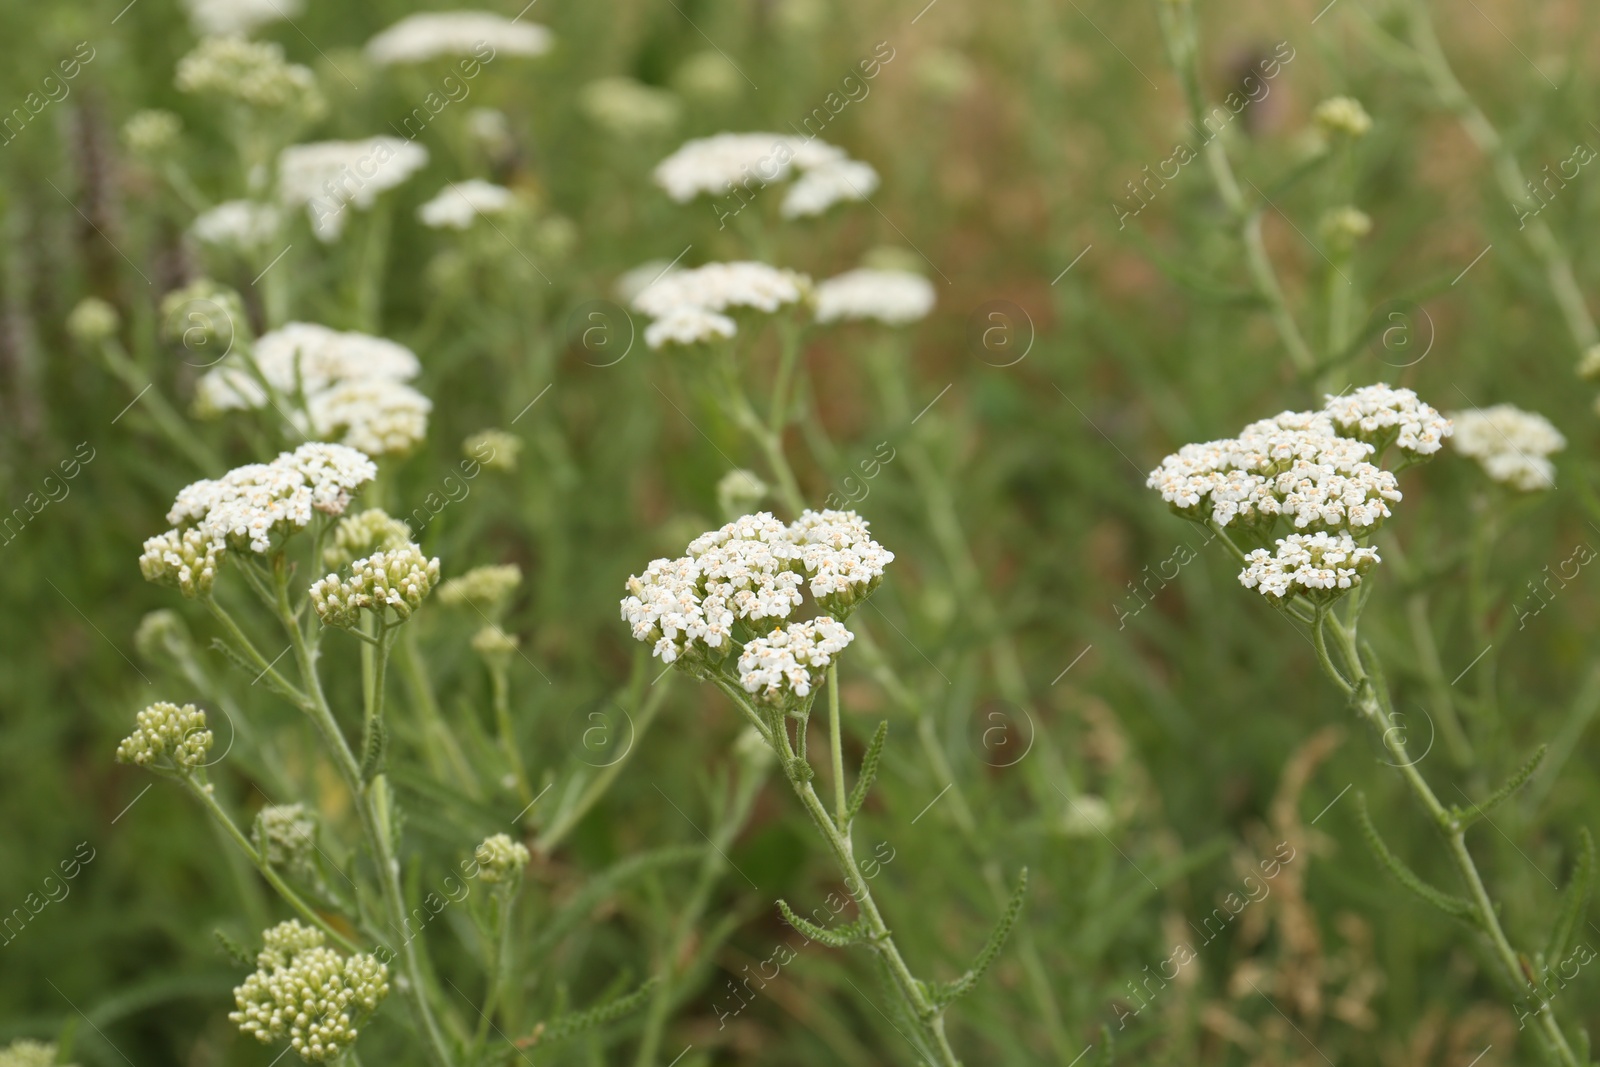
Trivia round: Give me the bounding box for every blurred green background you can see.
[2,0,1599,1063]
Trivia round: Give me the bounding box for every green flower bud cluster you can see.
[139,527,225,598]
[115,701,213,769]
[230,921,389,1063]
[474,833,530,884]
[437,563,521,616]
[322,508,412,569]
[310,544,439,629]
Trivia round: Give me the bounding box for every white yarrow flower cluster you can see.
[633,261,810,318]
[644,305,738,350]
[1323,384,1452,456]
[310,544,440,629]
[230,921,388,1063]
[365,11,552,65]
[278,139,430,241]
[116,702,213,769]
[633,261,809,348]
[191,200,282,252]
[814,268,936,325]
[163,443,376,555]
[779,158,880,218]
[305,379,433,456]
[652,132,850,202]
[621,510,891,669]
[417,179,517,229]
[1240,533,1381,602]
[1448,403,1566,491]
[738,616,854,705]
[1150,386,1448,603]
[183,0,302,37]
[197,322,430,454]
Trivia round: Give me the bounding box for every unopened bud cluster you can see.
[116,701,213,769]
[474,833,530,884]
[311,544,440,629]
[230,921,388,1062]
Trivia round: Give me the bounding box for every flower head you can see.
[230,921,388,1062]
[116,701,213,769]
[366,11,552,64]
[474,833,530,883]
[632,261,809,319]
[652,132,848,202]
[192,200,283,253]
[0,1040,74,1067]
[278,139,429,241]
[465,429,521,471]
[417,180,517,230]
[324,508,413,569]
[254,803,318,877]
[1313,95,1372,139]
[176,36,324,117]
[621,509,892,669]
[305,379,432,456]
[1323,384,1452,456]
[310,544,440,629]
[437,564,522,615]
[814,268,936,325]
[122,109,182,156]
[579,77,681,139]
[167,444,377,554]
[184,0,302,36]
[140,527,226,597]
[780,158,880,219]
[645,305,738,349]
[197,321,421,413]
[1448,404,1566,491]
[738,616,854,707]
[67,297,120,345]
[717,469,769,520]
[1149,386,1447,601]
[1240,532,1381,603]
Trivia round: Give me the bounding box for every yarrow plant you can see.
[1150,384,1592,1065]
[621,511,1023,1066]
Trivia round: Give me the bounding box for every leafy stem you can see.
[1313,610,1583,1066]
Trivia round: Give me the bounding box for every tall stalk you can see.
[1311,606,1582,1066]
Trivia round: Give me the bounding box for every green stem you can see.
[269,564,456,1067]
[398,628,480,799]
[490,657,533,805]
[534,677,672,854]
[1155,0,1317,375]
[633,753,769,1067]
[827,664,847,827]
[99,339,224,475]
[1317,613,1581,1066]
[749,690,959,1066]
[181,772,360,953]
[1398,0,1598,355]
[203,597,311,709]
